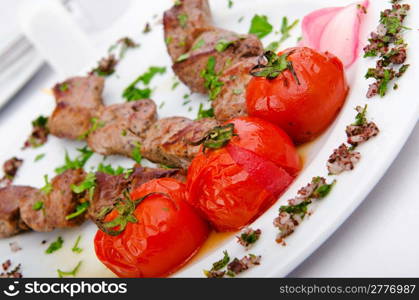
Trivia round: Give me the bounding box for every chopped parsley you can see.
[57,261,82,278]
[201,56,224,100]
[45,236,64,254]
[32,201,44,211]
[171,80,180,90]
[65,202,90,220]
[34,153,45,162]
[72,235,83,254]
[248,15,273,39]
[211,250,230,271]
[122,66,166,101]
[54,147,94,174]
[97,163,132,177]
[59,82,69,92]
[71,172,96,200]
[132,143,142,164]
[178,13,188,28]
[215,39,234,52]
[196,103,214,120]
[266,17,299,52]
[192,38,205,51]
[40,175,53,195]
[176,53,190,62]
[108,37,139,59]
[237,228,261,249]
[78,117,105,140]
[32,115,48,128]
[353,105,368,126]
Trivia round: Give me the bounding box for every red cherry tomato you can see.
[246,47,348,144]
[187,117,301,231]
[94,178,209,278]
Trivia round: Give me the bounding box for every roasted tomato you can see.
[187,117,300,231]
[246,47,348,144]
[94,178,209,278]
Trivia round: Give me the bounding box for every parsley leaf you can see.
[72,236,83,254]
[196,103,214,120]
[40,175,53,195]
[266,17,299,52]
[215,39,234,52]
[201,56,224,100]
[34,153,45,162]
[32,201,44,211]
[54,147,94,174]
[132,143,142,164]
[249,15,273,39]
[45,236,64,254]
[178,13,188,28]
[71,172,96,201]
[212,250,230,271]
[57,261,82,278]
[65,202,90,220]
[78,117,105,140]
[122,67,166,101]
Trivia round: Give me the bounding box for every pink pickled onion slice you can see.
[227,144,294,197]
[301,0,369,68]
[300,7,343,49]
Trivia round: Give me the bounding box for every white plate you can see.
[0,0,418,278]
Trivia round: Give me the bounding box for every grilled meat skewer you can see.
[0,166,184,239]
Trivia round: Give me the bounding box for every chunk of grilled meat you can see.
[142,117,219,169]
[164,0,213,62]
[0,157,23,188]
[0,186,30,238]
[212,56,260,122]
[87,100,157,157]
[18,187,53,232]
[49,75,105,140]
[172,29,263,94]
[44,169,88,229]
[89,166,185,222]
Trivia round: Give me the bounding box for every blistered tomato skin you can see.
[187,117,300,231]
[94,178,209,278]
[246,47,348,144]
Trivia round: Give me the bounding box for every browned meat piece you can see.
[49,75,105,140]
[23,115,50,149]
[18,187,53,232]
[0,186,30,238]
[164,0,213,62]
[212,57,259,122]
[142,117,219,169]
[88,171,129,222]
[87,100,157,157]
[0,157,23,188]
[172,29,263,94]
[44,169,88,228]
[129,166,186,190]
[89,166,185,222]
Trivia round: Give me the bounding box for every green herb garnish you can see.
[196,103,214,120]
[45,236,64,254]
[40,175,53,195]
[34,153,46,162]
[192,123,236,151]
[55,147,94,174]
[65,202,90,220]
[122,66,166,101]
[215,39,234,52]
[72,235,83,254]
[132,143,142,164]
[249,15,273,39]
[57,261,82,278]
[32,201,44,211]
[201,56,224,100]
